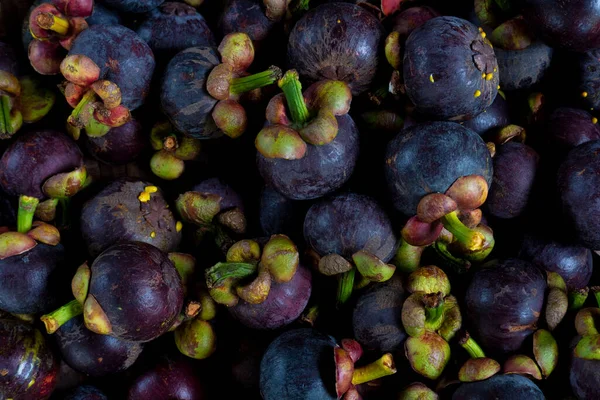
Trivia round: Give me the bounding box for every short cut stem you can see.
[278,70,310,125]
[40,299,83,334]
[36,12,70,36]
[205,262,257,288]
[569,287,589,311]
[459,331,486,358]
[229,66,282,95]
[352,353,396,385]
[394,239,425,273]
[337,268,355,307]
[441,211,485,251]
[67,89,97,128]
[0,95,12,135]
[17,195,40,233]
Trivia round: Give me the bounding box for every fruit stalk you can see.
[441,211,485,251]
[17,195,40,233]
[36,12,70,36]
[229,66,282,94]
[337,268,355,307]
[278,70,310,125]
[351,353,396,385]
[40,299,83,334]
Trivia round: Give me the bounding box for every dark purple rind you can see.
[137,2,215,60]
[453,374,545,400]
[495,42,553,91]
[303,193,397,262]
[55,316,144,377]
[86,2,122,26]
[98,0,164,14]
[219,0,275,42]
[0,242,65,314]
[64,385,108,400]
[486,142,539,219]
[127,357,205,399]
[80,179,181,257]
[259,186,300,236]
[403,16,498,121]
[520,235,593,290]
[287,2,385,95]
[161,46,220,139]
[89,242,184,342]
[547,108,600,151]
[384,121,493,217]
[192,177,244,212]
[557,140,600,249]
[462,94,510,136]
[257,114,359,200]
[522,0,600,52]
[0,41,18,75]
[578,49,600,110]
[229,265,311,330]
[390,6,440,38]
[84,119,146,165]
[0,319,59,400]
[260,329,337,400]
[465,259,546,354]
[352,275,406,353]
[0,130,83,199]
[571,355,600,400]
[67,24,155,110]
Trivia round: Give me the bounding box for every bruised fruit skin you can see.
[304,193,397,262]
[229,264,311,330]
[257,114,359,200]
[465,259,546,354]
[88,242,184,342]
[84,119,146,165]
[463,94,510,136]
[571,354,600,400]
[547,108,600,152]
[0,130,83,199]
[403,16,498,121]
[128,357,205,400]
[100,0,165,14]
[0,319,59,400]
[453,373,545,400]
[495,42,553,91]
[55,316,143,377]
[80,179,181,257]
[385,121,493,217]
[288,3,385,95]
[219,0,275,42]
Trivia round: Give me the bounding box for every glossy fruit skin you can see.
[86,2,122,26]
[161,46,220,139]
[257,114,359,200]
[219,0,274,42]
[0,130,83,199]
[557,140,600,249]
[548,108,600,152]
[55,316,144,377]
[465,259,546,354]
[462,94,510,136]
[452,374,545,399]
[137,2,215,61]
[99,0,164,14]
[578,49,600,110]
[521,0,600,52]
[495,42,553,91]
[486,142,539,219]
[520,235,592,290]
[403,16,498,121]
[192,178,244,212]
[127,357,205,400]
[84,119,146,165]
[0,319,59,400]
[80,179,181,257]
[0,243,66,314]
[353,275,406,353]
[571,354,600,400]
[259,186,302,237]
[0,41,18,74]
[260,329,337,400]
[67,24,155,111]
[385,121,493,217]
[89,242,184,342]
[229,265,311,330]
[304,193,397,262]
[64,385,108,400]
[288,2,385,95]
[390,6,440,38]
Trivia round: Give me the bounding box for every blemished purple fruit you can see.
[403,16,498,121]
[520,235,592,290]
[0,319,59,400]
[86,2,122,26]
[287,2,385,95]
[453,373,545,399]
[99,0,164,14]
[303,193,397,262]
[547,108,600,152]
[486,142,539,219]
[390,6,440,39]
[385,121,493,217]
[259,186,303,237]
[557,140,600,249]
[137,2,215,61]
[84,119,146,165]
[219,0,275,43]
[127,357,205,400]
[0,130,83,199]
[257,114,359,200]
[63,385,108,400]
[229,264,311,330]
[465,259,546,354]
[55,316,144,377]
[495,42,553,91]
[462,94,510,136]
[192,178,244,212]
[80,179,181,257]
[578,49,600,111]
[571,353,600,400]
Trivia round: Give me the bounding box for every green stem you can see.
[459,331,486,358]
[441,211,485,251]
[433,240,471,274]
[337,267,355,307]
[40,299,83,334]
[394,239,424,273]
[68,90,97,127]
[278,70,310,125]
[17,195,39,233]
[352,353,396,385]
[569,287,589,311]
[592,286,600,308]
[229,66,282,94]
[0,95,12,135]
[423,293,445,330]
[205,262,257,288]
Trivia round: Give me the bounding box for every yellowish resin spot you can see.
[481,32,487,38]
[144,186,158,193]
[176,221,183,232]
[497,85,500,90]
[150,231,156,238]
[474,90,482,98]
[593,117,598,124]
[138,191,151,203]
[429,74,435,83]
[582,91,589,98]
[485,73,494,81]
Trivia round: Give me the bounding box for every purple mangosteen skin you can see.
[257,114,359,201]
[390,6,440,38]
[571,354,600,400]
[303,193,397,262]
[99,0,164,14]
[288,3,385,95]
[462,94,510,136]
[229,265,311,330]
[67,24,155,111]
[55,316,144,377]
[0,41,18,75]
[86,3,122,26]
[0,130,83,199]
[64,385,108,400]
[0,242,66,314]
[80,179,181,257]
[259,185,300,237]
[385,121,493,217]
[192,177,244,212]
[495,42,553,91]
[84,119,146,165]
[465,259,546,354]
[547,108,600,151]
[219,0,275,42]
[579,49,600,110]
[89,242,184,342]
[452,374,545,400]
